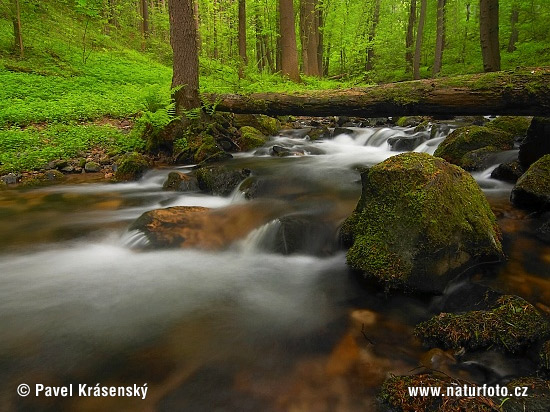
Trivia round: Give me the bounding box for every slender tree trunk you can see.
[480,0,500,72]
[193,0,200,50]
[279,0,300,81]
[299,0,320,76]
[405,0,416,71]
[433,0,446,76]
[169,0,200,113]
[413,0,427,79]
[317,6,324,76]
[12,0,24,58]
[213,0,219,59]
[507,3,519,52]
[255,13,265,71]
[460,2,471,63]
[366,0,380,72]
[238,0,247,77]
[141,0,149,37]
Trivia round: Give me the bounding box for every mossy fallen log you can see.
[206,67,550,117]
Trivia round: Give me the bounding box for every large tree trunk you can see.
[405,0,416,72]
[300,0,320,76]
[433,0,446,76]
[169,0,200,113]
[238,0,247,77]
[413,0,427,80]
[365,0,380,72]
[480,0,500,72]
[12,0,23,58]
[507,3,519,52]
[279,0,300,81]
[205,68,550,117]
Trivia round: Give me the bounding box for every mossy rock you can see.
[380,374,498,412]
[415,295,549,353]
[539,341,550,374]
[518,117,550,168]
[460,145,499,171]
[486,116,532,137]
[490,160,524,183]
[162,171,198,192]
[233,114,281,136]
[193,134,226,164]
[84,161,101,173]
[195,166,251,196]
[511,154,550,210]
[238,126,267,151]
[343,152,503,293]
[434,125,514,168]
[114,152,149,181]
[396,116,429,127]
[500,377,550,412]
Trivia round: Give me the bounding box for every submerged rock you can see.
[511,154,550,210]
[272,214,338,256]
[518,117,550,169]
[162,171,198,192]
[434,125,514,169]
[387,135,427,151]
[114,152,149,181]
[415,295,549,353]
[195,165,250,196]
[342,152,503,293]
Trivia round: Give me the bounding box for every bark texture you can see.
[169,0,201,112]
[205,68,550,117]
[405,0,416,70]
[433,0,446,76]
[279,0,300,81]
[480,0,501,72]
[300,0,320,76]
[413,0,427,80]
[238,0,247,77]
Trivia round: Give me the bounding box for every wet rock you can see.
[238,126,267,151]
[272,214,338,256]
[233,114,281,135]
[336,116,350,126]
[129,204,278,250]
[270,145,305,157]
[500,378,550,412]
[61,166,76,173]
[415,295,549,353]
[486,116,531,137]
[490,160,524,183]
[363,117,388,127]
[342,152,503,293]
[307,126,330,141]
[396,116,429,127]
[113,152,149,181]
[434,125,514,168]
[162,172,198,192]
[511,154,550,210]
[195,166,250,196]
[193,134,226,164]
[460,145,500,171]
[333,127,355,137]
[84,161,101,173]
[518,117,550,168]
[1,173,19,185]
[387,135,426,151]
[43,170,64,181]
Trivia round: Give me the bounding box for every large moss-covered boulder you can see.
[238,126,267,151]
[233,114,281,136]
[114,152,149,181]
[518,117,550,168]
[434,125,514,169]
[486,115,531,137]
[342,152,503,293]
[415,295,549,353]
[195,165,250,196]
[511,154,550,210]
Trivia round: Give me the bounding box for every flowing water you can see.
[1,122,549,411]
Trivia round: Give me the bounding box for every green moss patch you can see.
[415,295,549,353]
[511,154,550,209]
[238,126,267,151]
[487,116,532,137]
[114,152,149,181]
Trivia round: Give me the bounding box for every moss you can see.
[344,152,502,292]
[233,114,281,135]
[539,341,550,373]
[460,145,499,171]
[114,152,149,181]
[434,125,514,167]
[193,134,224,164]
[487,116,531,137]
[415,295,549,353]
[511,154,550,209]
[238,126,267,151]
[380,374,498,412]
[195,166,250,196]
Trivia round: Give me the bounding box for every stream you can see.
[1,121,549,411]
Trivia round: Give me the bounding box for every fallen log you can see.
[205,67,550,117]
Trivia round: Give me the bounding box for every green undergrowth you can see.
[0,123,144,174]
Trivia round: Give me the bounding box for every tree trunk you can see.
[433,0,446,76]
[141,0,149,37]
[366,0,380,72]
[507,4,519,52]
[279,0,300,81]
[205,68,550,117]
[299,0,320,76]
[12,0,23,58]
[413,0,427,79]
[317,6,324,76]
[405,0,416,71]
[480,0,500,72]
[238,0,247,77]
[169,0,200,113]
